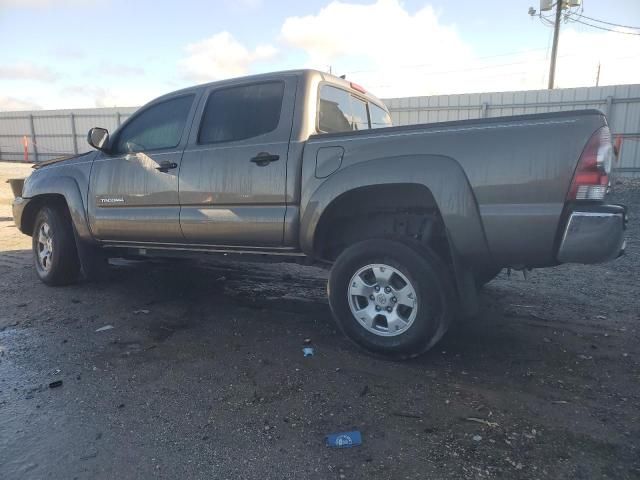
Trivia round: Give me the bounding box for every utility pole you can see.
[547,0,563,89]
[595,62,601,86]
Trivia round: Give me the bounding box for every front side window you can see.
[198,81,285,144]
[369,103,392,129]
[113,95,194,154]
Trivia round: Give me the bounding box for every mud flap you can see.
[72,227,109,282]
[447,240,480,318]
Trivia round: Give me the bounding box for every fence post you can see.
[116,112,121,127]
[28,114,38,163]
[70,113,78,154]
[604,96,613,119]
[480,102,489,118]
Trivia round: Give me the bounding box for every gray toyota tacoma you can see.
[13,69,627,358]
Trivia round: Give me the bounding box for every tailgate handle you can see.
[250,152,280,166]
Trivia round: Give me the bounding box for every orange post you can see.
[613,135,623,163]
[23,135,29,162]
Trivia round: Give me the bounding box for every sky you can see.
[0,0,639,111]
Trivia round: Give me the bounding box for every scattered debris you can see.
[95,325,114,332]
[596,315,607,320]
[53,369,61,375]
[302,347,314,357]
[465,417,499,428]
[48,380,63,389]
[578,354,593,360]
[303,338,312,345]
[79,450,98,460]
[552,400,569,404]
[506,457,524,470]
[359,385,369,397]
[392,412,422,419]
[326,430,362,448]
[215,276,226,282]
[133,309,150,315]
[472,435,483,442]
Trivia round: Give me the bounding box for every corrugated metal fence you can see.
[0,107,137,162]
[385,84,640,176]
[1,83,639,175]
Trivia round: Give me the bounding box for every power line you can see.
[343,47,551,76]
[572,18,640,35]
[574,13,640,30]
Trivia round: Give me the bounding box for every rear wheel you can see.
[328,239,455,359]
[32,206,80,285]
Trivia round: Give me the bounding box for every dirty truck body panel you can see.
[14,69,624,273]
[299,110,606,269]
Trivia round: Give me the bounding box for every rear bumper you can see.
[557,204,626,264]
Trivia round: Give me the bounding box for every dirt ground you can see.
[0,161,638,480]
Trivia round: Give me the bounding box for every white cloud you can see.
[554,28,640,89]
[282,0,470,68]
[95,62,145,77]
[0,96,41,111]
[0,63,58,82]
[180,31,277,83]
[279,0,640,98]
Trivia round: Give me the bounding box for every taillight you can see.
[567,126,613,201]
[350,82,366,94]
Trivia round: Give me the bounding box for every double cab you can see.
[13,69,626,358]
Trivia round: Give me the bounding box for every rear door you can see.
[88,93,198,242]
[179,76,296,246]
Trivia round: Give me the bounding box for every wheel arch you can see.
[300,154,492,268]
[22,174,91,241]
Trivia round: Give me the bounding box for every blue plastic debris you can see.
[302,347,314,357]
[325,430,362,448]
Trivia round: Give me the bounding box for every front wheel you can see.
[32,206,80,285]
[328,239,455,359]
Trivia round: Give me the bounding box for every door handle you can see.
[250,152,280,167]
[156,160,178,172]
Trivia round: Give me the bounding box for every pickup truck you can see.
[12,69,627,359]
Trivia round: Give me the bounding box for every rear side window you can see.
[113,95,194,154]
[369,103,392,129]
[199,81,285,144]
[319,85,374,133]
[351,96,369,131]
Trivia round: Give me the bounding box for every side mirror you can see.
[87,127,110,151]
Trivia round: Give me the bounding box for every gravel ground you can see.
[0,161,638,480]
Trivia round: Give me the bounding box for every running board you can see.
[102,242,307,257]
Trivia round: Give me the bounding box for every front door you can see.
[88,93,198,242]
[179,77,296,246]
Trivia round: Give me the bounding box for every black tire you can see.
[32,205,80,286]
[328,238,455,359]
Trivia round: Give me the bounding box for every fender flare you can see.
[23,174,92,241]
[300,154,492,270]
